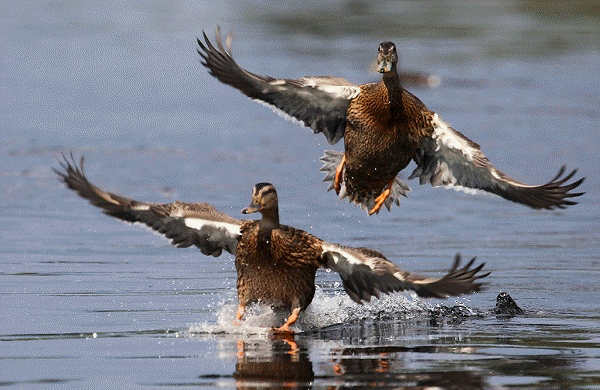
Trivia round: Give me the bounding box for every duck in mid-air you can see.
[197,28,584,215]
[55,154,489,333]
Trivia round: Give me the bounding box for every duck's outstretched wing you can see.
[197,27,360,144]
[320,243,489,303]
[54,153,243,256]
[410,114,585,210]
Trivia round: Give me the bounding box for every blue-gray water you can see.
[1,1,599,388]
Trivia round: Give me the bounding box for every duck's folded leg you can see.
[334,154,346,195]
[272,307,301,334]
[233,304,245,325]
[369,177,396,215]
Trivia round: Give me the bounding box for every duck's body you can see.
[197,29,584,214]
[343,77,431,206]
[236,223,320,314]
[55,154,489,333]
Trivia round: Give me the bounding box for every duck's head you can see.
[242,182,279,219]
[376,41,398,74]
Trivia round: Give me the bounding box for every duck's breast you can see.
[344,84,420,188]
[235,225,319,310]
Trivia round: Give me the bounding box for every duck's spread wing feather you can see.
[320,243,489,303]
[410,114,585,210]
[197,28,359,144]
[54,153,242,256]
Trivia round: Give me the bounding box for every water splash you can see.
[300,288,432,331]
[186,287,440,335]
[187,300,275,337]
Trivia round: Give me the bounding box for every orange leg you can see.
[369,178,395,215]
[272,307,301,334]
[333,154,346,194]
[233,304,245,325]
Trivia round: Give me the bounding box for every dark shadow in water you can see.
[228,334,315,389]
[209,332,492,390]
[229,332,493,389]
[217,331,588,390]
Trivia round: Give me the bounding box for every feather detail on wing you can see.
[197,27,360,144]
[320,243,489,303]
[54,153,243,256]
[409,114,585,209]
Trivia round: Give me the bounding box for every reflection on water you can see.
[185,292,600,388]
[328,346,488,389]
[190,310,600,389]
[218,333,488,389]
[233,336,314,389]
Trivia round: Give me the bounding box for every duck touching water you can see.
[197,28,584,215]
[55,154,489,333]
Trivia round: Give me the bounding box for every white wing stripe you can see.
[253,99,309,128]
[321,243,371,272]
[131,204,151,211]
[184,218,241,237]
[314,85,361,99]
[431,114,477,161]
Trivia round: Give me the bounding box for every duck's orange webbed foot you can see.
[333,154,346,195]
[272,307,301,335]
[368,178,395,215]
[272,324,295,335]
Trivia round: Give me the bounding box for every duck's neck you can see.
[382,68,405,114]
[258,207,280,231]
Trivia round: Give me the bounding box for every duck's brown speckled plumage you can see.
[236,223,321,312]
[197,28,584,214]
[55,154,489,333]
[344,78,433,206]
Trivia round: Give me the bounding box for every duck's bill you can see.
[376,60,393,73]
[241,204,260,214]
